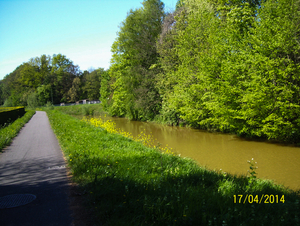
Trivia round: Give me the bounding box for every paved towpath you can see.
[0,111,73,226]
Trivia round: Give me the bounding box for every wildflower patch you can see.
[82,116,174,154]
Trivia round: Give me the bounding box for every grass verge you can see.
[51,104,105,116]
[46,109,300,226]
[0,110,36,151]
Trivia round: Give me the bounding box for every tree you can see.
[156,7,185,125]
[99,69,111,109]
[83,68,102,100]
[19,63,40,89]
[67,77,81,102]
[51,54,80,103]
[37,84,52,105]
[240,0,300,142]
[0,53,80,106]
[109,0,165,120]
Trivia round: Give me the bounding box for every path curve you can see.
[0,111,72,226]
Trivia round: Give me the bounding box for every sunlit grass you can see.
[46,109,300,226]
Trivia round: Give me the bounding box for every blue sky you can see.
[0,0,178,80]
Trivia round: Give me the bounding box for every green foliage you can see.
[176,0,185,9]
[99,70,111,110]
[45,101,54,110]
[81,105,95,116]
[51,54,80,103]
[108,0,165,121]
[67,77,81,103]
[3,98,14,107]
[0,53,91,106]
[154,0,300,143]
[82,68,103,100]
[37,84,51,106]
[247,158,258,190]
[27,92,39,108]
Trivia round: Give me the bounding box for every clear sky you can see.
[0,0,178,80]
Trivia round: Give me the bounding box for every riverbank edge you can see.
[53,104,300,147]
[46,109,300,226]
[0,110,36,152]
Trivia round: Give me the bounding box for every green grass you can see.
[0,110,36,151]
[46,109,300,226]
[50,103,105,116]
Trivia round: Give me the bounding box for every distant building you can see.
[74,99,100,105]
[87,100,101,104]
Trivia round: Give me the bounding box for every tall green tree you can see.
[67,77,81,102]
[51,54,80,103]
[156,0,300,143]
[83,68,102,100]
[237,0,300,142]
[109,0,165,120]
[99,69,111,109]
[156,7,184,125]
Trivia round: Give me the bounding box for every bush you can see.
[45,101,54,110]
[3,98,14,107]
[27,92,39,108]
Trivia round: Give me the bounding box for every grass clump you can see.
[46,109,300,226]
[0,110,36,151]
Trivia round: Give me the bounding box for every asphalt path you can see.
[0,111,73,226]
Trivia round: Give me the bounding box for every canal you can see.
[92,115,300,190]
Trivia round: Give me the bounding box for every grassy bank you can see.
[53,104,105,116]
[0,110,36,151]
[46,109,300,226]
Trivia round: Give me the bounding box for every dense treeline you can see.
[1,0,300,143]
[102,0,300,143]
[0,54,107,107]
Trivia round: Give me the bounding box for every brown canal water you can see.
[93,115,300,190]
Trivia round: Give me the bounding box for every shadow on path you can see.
[0,157,72,226]
[0,111,73,226]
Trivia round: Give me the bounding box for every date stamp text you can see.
[233,194,285,204]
